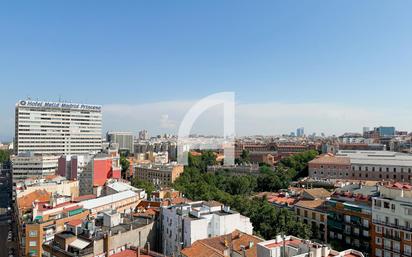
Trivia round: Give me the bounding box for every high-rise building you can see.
[375,126,396,137]
[106,131,134,153]
[15,100,102,155]
[296,127,305,137]
[138,129,149,140]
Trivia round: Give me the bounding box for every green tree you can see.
[0,149,10,165]
[120,156,130,179]
[173,161,312,240]
[131,177,155,197]
[240,149,250,163]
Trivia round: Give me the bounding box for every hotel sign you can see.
[18,100,102,111]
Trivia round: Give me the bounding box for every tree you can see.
[279,150,318,178]
[173,158,312,240]
[0,150,10,165]
[201,150,217,168]
[120,156,130,179]
[240,149,250,163]
[131,177,155,197]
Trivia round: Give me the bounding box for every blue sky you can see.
[1,1,412,140]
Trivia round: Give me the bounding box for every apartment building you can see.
[42,211,156,257]
[293,188,331,243]
[14,175,79,200]
[11,152,60,182]
[134,163,184,187]
[79,152,121,196]
[22,195,90,257]
[372,183,412,257]
[161,201,253,257]
[15,100,102,155]
[57,154,92,180]
[256,235,364,257]
[326,184,378,256]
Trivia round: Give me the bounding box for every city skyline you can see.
[0,98,410,142]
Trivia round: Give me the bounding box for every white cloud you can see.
[102,100,411,136]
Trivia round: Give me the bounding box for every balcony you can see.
[383,245,401,254]
[383,233,401,241]
[373,219,412,232]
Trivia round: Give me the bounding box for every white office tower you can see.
[15,100,102,155]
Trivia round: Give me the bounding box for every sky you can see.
[1,1,412,141]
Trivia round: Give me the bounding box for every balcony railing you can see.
[373,219,412,232]
[383,233,401,241]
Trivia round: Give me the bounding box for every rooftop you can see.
[181,230,263,257]
[257,236,364,257]
[81,190,137,210]
[294,199,326,211]
[336,150,412,166]
[17,189,50,210]
[309,154,351,165]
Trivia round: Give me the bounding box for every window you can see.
[376,226,382,233]
[405,245,411,255]
[375,237,382,245]
[29,231,37,237]
[376,249,382,257]
[375,199,382,208]
[405,232,411,241]
[405,208,412,216]
[29,241,37,247]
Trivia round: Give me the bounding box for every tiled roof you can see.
[387,182,412,190]
[17,189,50,210]
[181,243,223,257]
[303,188,331,199]
[66,219,83,227]
[294,199,326,210]
[181,230,263,257]
[73,194,96,202]
[309,155,350,165]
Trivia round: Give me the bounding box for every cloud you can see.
[160,114,177,129]
[102,100,411,136]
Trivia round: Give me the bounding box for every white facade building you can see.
[15,100,102,155]
[372,183,412,257]
[257,235,364,257]
[11,153,59,182]
[161,201,253,257]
